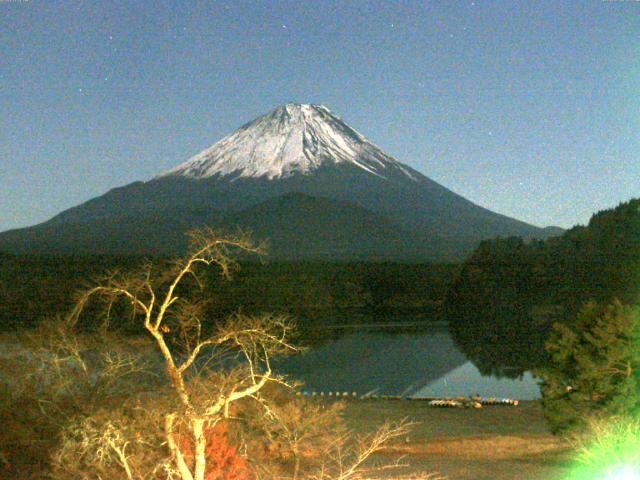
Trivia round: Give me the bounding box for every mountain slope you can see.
[0,193,446,259]
[0,103,561,260]
[221,192,443,260]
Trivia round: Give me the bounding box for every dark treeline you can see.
[444,198,640,377]
[7,200,637,372]
[0,253,145,331]
[0,252,458,335]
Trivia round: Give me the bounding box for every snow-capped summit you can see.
[158,103,417,181]
[0,103,561,260]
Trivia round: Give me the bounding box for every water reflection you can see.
[276,323,541,399]
[414,362,540,400]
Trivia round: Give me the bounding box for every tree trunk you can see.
[293,454,301,480]
[192,418,207,480]
[165,413,194,480]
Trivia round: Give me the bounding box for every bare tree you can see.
[8,228,433,480]
[311,419,412,480]
[69,228,297,480]
[241,387,347,479]
[0,317,156,479]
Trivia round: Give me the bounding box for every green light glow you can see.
[565,418,640,480]
[607,466,640,480]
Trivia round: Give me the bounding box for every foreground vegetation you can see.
[0,230,418,479]
[3,198,640,478]
[537,301,640,434]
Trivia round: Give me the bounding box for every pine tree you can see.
[536,300,640,434]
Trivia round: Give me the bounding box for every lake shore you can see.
[342,399,572,480]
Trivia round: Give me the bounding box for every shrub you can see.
[175,422,254,480]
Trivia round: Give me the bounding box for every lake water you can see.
[0,321,541,400]
[275,323,541,400]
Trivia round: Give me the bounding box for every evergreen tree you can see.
[536,300,640,434]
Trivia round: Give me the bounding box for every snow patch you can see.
[156,103,418,182]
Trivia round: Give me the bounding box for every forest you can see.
[2,199,640,478]
[445,198,640,377]
[3,199,639,379]
[0,253,457,335]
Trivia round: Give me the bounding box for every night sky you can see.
[2,0,638,232]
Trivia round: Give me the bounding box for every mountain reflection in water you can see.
[275,325,541,400]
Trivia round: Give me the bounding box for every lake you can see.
[0,320,541,400]
[275,322,541,400]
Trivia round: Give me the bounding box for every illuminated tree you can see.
[69,228,296,480]
[2,229,422,479]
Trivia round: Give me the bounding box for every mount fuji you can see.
[158,103,418,181]
[0,103,561,260]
